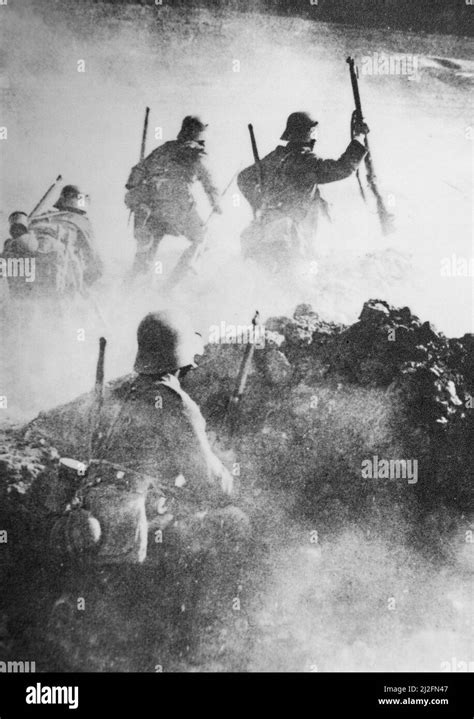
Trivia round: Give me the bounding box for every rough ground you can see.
[1,300,472,672]
[0,1,472,673]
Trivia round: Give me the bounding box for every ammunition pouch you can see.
[79,460,156,565]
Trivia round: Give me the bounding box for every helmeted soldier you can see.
[30,308,234,567]
[91,308,234,509]
[19,309,249,663]
[125,116,222,277]
[28,184,103,294]
[237,111,368,265]
[28,308,238,659]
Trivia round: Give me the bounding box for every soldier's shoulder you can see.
[37,209,89,227]
[53,211,93,240]
[106,373,136,398]
[107,373,184,411]
[147,141,176,158]
[29,210,59,225]
[260,145,292,168]
[262,145,285,161]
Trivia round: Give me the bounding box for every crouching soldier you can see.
[38,308,235,565]
[29,309,245,664]
[237,111,368,266]
[125,115,222,279]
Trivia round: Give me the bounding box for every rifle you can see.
[140,107,150,162]
[128,107,150,226]
[29,175,62,220]
[346,57,395,236]
[224,311,260,437]
[248,123,264,215]
[88,337,107,461]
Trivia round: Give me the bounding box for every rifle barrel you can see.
[29,175,62,219]
[248,124,263,189]
[140,107,150,162]
[347,57,363,118]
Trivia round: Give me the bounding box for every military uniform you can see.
[238,112,367,262]
[36,372,231,501]
[4,188,103,298]
[125,117,220,276]
[29,310,234,566]
[29,207,103,294]
[26,310,245,663]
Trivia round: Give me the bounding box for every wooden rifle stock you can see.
[224,311,260,437]
[89,337,107,461]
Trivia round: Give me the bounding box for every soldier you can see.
[31,308,234,566]
[125,116,222,278]
[29,309,240,663]
[89,308,234,506]
[29,184,103,294]
[237,111,369,265]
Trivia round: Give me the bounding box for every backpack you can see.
[29,216,84,295]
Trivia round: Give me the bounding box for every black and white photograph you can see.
[0,0,472,709]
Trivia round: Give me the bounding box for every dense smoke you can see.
[0,0,472,673]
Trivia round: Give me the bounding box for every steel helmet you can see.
[54,185,89,213]
[8,211,30,241]
[8,211,29,230]
[134,309,204,376]
[177,115,209,142]
[280,111,319,141]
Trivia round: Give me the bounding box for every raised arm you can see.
[313,138,367,185]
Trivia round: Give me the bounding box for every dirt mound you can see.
[0,298,472,670]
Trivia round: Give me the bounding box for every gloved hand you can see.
[351,110,370,137]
